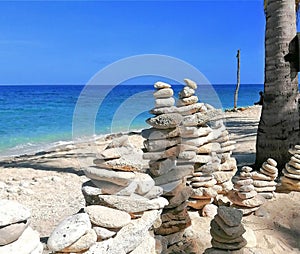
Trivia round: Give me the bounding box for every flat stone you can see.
[155,97,175,108]
[98,147,122,160]
[0,226,41,254]
[258,192,274,199]
[84,167,135,186]
[280,176,300,191]
[144,137,179,152]
[61,228,97,253]
[180,126,212,138]
[189,175,213,182]
[154,81,171,89]
[178,86,195,99]
[260,168,277,179]
[153,88,174,98]
[158,180,182,193]
[197,143,221,154]
[262,162,278,174]
[254,186,276,192]
[154,165,194,186]
[47,213,91,252]
[183,110,223,127]
[219,158,237,171]
[221,180,234,193]
[238,184,255,192]
[143,146,178,161]
[87,179,133,195]
[154,209,191,235]
[267,158,277,167]
[237,190,257,199]
[184,78,197,89]
[84,205,131,228]
[235,178,253,186]
[287,164,300,177]
[141,127,179,140]
[83,238,114,254]
[0,200,31,227]
[227,190,265,208]
[191,179,217,188]
[251,171,273,181]
[210,220,244,240]
[194,154,213,164]
[97,195,168,213]
[105,135,130,148]
[177,103,207,116]
[218,206,243,227]
[144,186,164,199]
[133,172,155,195]
[177,144,198,152]
[188,198,212,209]
[178,150,196,160]
[146,113,183,129]
[93,226,116,240]
[211,238,247,250]
[164,184,193,208]
[288,160,300,171]
[0,220,29,246]
[149,157,176,177]
[233,205,260,216]
[253,180,276,187]
[290,155,300,164]
[283,168,300,180]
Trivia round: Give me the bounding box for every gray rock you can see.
[47,213,91,252]
[0,226,41,254]
[158,180,182,193]
[149,157,176,176]
[85,205,131,228]
[0,199,31,226]
[218,206,243,227]
[141,127,179,140]
[144,137,179,152]
[93,226,116,240]
[61,228,97,253]
[133,172,155,195]
[97,195,168,213]
[144,186,164,199]
[84,167,135,186]
[146,113,183,129]
[183,110,223,127]
[0,220,29,246]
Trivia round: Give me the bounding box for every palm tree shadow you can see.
[273,221,300,250]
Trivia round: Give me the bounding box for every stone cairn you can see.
[279,145,300,192]
[142,81,193,252]
[174,79,237,210]
[0,199,43,254]
[205,206,247,253]
[252,158,278,199]
[228,166,265,215]
[47,135,168,253]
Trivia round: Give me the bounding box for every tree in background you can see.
[256,0,299,171]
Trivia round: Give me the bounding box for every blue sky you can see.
[0,0,265,85]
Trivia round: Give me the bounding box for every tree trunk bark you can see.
[234,49,240,111]
[256,0,299,171]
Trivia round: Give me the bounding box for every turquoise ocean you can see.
[0,84,263,157]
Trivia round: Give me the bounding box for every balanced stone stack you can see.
[0,199,43,254]
[252,158,278,199]
[48,135,168,253]
[205,206,247,253]
[228,166,265,215]
[279,145,300,191]
[142,81,193,251]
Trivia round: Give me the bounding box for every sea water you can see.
[0,84,263,157]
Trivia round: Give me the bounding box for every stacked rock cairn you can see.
[252,158,278,199]
[175,79,237,210]
[205,206,247,253]
[279,144,300,192]
[228,166,265,215]
[142,81,194,252]
[0,199,43,254]
[47,135,168,253]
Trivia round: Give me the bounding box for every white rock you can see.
[47,213,91,252]
[130,231,156,254]
[178,86,195,99]
[202,204,218,218]
[144,186,164,199]
[154,81,171,89]
[61,229,97,253]
[97,195,168,213]
[84,205,131,229]
[0,226,41,254]
[83,238,113,254]
[184,78,197,89]
[133,172,155,195]
[158,180,182,193]
[0,220,29,245]
[153,88,174,98]
[84,167,135,186]
[155,97,175,108]
[0,199,31,226]
[93,227,116,240]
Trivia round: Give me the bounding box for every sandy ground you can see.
[0,105,299,253]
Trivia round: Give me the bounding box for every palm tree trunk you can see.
[256,0,299,171]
